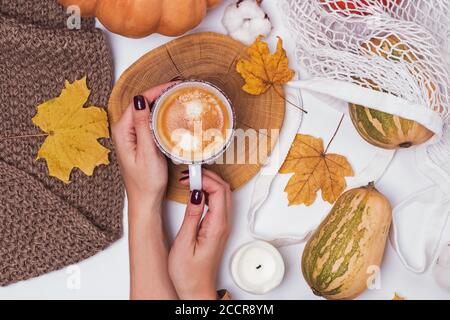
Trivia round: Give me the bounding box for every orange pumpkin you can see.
[59,0,223,38]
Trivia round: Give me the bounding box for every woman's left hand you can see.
[112,82,176,209]
[112,82,179,300]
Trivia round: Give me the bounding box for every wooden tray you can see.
[109,32,285,203]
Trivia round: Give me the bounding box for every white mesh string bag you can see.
[278,0,450,272]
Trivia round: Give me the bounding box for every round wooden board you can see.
[109,32,285,204]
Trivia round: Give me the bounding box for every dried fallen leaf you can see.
[236,36,295,95]
[279,134,354,206]
[32,77,110,183]
[392,293,406,300]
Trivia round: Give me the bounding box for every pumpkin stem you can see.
[399,142,413,148]
[311,287,323,297]
[366,181,377,190]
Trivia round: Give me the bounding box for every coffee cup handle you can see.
[188,164,202,191]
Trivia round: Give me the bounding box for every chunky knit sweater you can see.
[0,0,124,286]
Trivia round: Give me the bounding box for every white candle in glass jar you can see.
[231,240,285,295]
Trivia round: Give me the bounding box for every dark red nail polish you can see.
[133,95,146,110]
[191,190,203,205]
[204,192,209,206]
[181,170,189,174]
[179,175,189,182]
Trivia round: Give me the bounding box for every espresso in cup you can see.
[153,81,234,163]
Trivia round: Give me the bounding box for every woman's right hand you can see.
[169,169,232,300]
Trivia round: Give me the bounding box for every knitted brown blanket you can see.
[0,0,124,286]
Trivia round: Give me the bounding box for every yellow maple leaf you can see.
[32,77,110,183]
[236,36,295,95]
[279,134,354,206]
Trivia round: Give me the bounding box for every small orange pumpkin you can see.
[59,0,223,38]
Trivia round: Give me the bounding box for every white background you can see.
[1,0,449,300]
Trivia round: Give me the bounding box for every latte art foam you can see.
[156,87,231,161]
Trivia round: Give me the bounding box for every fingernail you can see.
[190,190,203,205]
[181,170,189,174]
[204,193,209,206]
[133,95,146,111]
[179,175,189,182]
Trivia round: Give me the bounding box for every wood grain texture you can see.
[109,32,285,203]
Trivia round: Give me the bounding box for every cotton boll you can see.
[230,18,272,46]
[230,27,256,48]
[433,244,450,291]
[222,0,272,46]
[222,2,247,33]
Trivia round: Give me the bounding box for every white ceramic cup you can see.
[151,80,235,191]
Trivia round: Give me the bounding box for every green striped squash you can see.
[302,182,392,300]
[349,104,434,149]
[351,34,435,150]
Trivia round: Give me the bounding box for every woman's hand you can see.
[169,169,232,300]
[112,82,176,209]
[112,82,178,300]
